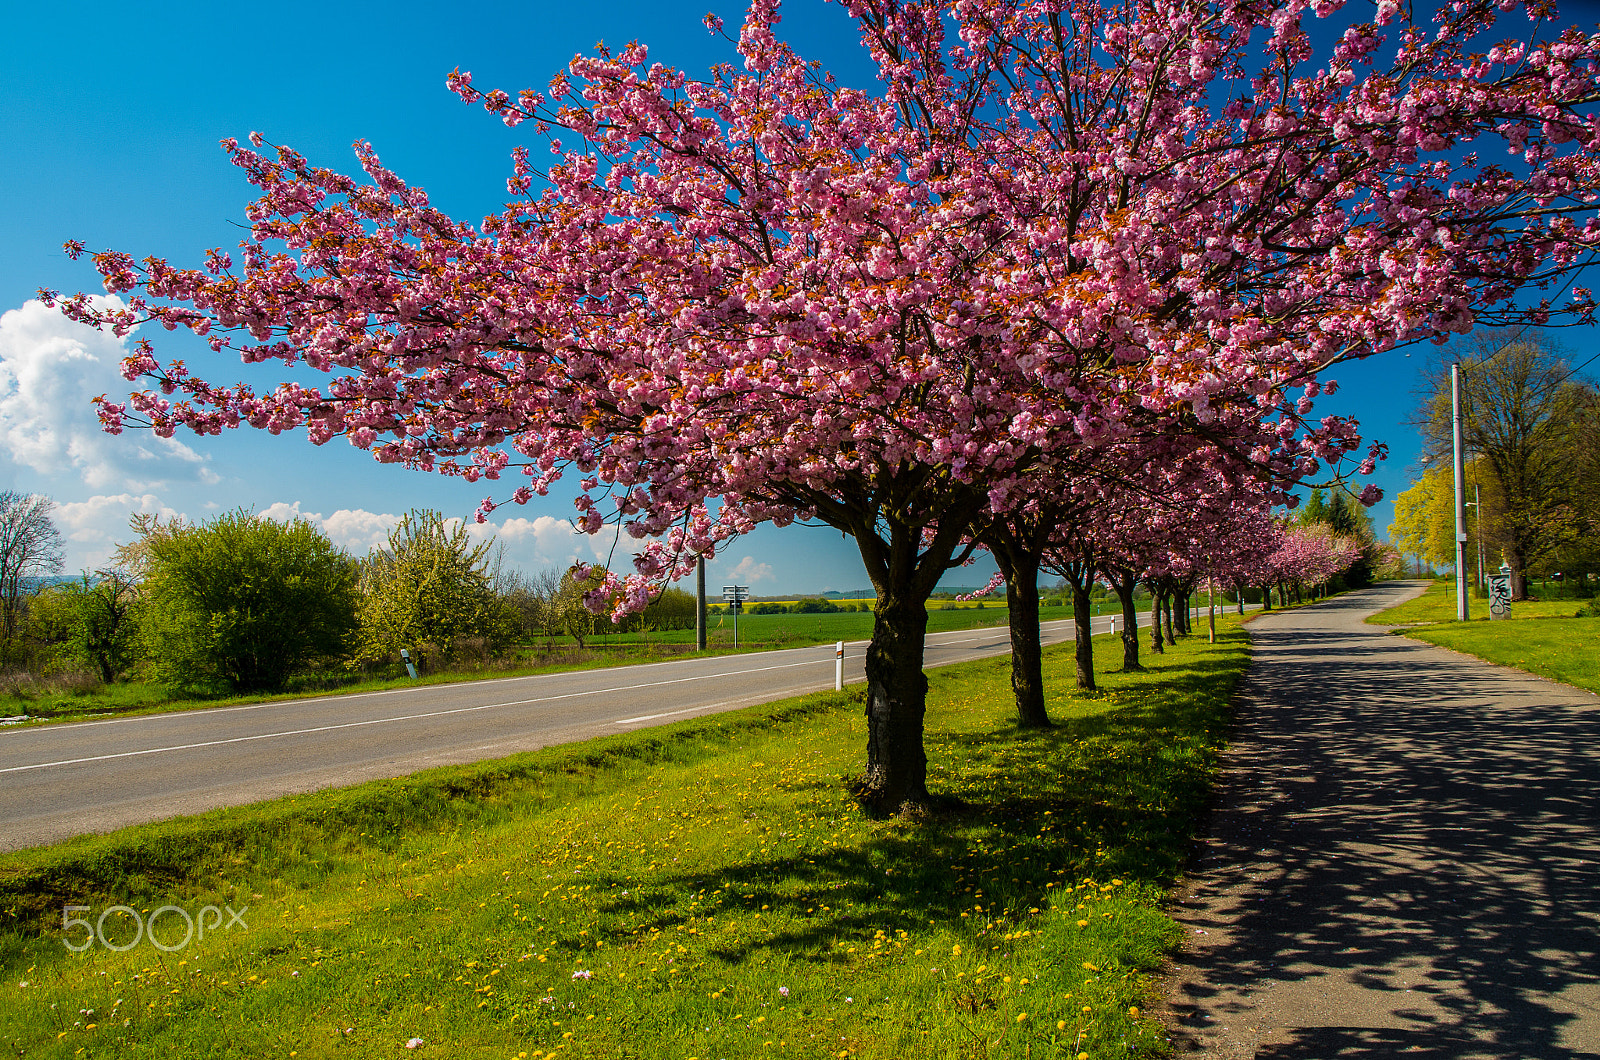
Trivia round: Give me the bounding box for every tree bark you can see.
[1163,594,1177,645]
[1054,558,1098,691]
[798,477,988,816]
[861,585,931,811]
[1149,590,1166,654]
[995,543,1050,727]
[1108,568,1142,671]
[1070,584,1095,690]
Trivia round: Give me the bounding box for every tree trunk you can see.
[1163,595,1177,646]
[998,546,1050,728]
[1110,571,1142,671]
[861,584,931,812]
[1261,584,1272,611]
[1149,591,1166,654]
[1069,579,1096,691]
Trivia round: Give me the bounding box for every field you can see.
[0,614,1250,1059]
[1370,580,1599,696]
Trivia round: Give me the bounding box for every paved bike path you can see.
[1163,582,1600,1058]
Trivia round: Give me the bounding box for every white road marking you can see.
[0,657,830,775]
[615,697,757,725]
[2,614,1127,773]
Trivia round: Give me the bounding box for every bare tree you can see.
[0,491,66,651]
[1414,332,1591,598]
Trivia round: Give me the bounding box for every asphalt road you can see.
[1164,583,1600,1059]
[0,607,1198,851]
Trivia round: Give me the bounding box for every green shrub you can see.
[143,510,357,693]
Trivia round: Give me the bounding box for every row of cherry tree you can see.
[52,0,1600,810]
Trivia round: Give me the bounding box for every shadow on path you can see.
[1163,582,1600,1059]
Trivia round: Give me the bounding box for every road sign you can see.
[722,585,748,646]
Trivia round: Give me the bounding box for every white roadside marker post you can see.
[401,648,418,680]
[835,641,844,691]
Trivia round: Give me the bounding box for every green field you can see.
[1370,580,1600,696]
[0,615,1249,1059]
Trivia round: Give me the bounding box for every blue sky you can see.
[3,0,1590,591]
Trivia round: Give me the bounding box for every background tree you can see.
[1296,486,1380,589]
[60,570,142,683]
[356,510,508,666]
[110,512,182,579]
[142,510,357,693]
[545,566,607,649]
[1389,456,1499,579]
[1415,332,1592,597]
[1561,385,1600,587]
[0,491,64,661]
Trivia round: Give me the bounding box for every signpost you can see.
[722,585,749,648]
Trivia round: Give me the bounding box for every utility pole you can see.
[1474,482,1486,591]
[695,556,707,651]
[1452,363,1470,621]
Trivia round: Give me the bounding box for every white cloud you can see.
[255,504,614,571]
[0,299,217,490]
[720,555,775,585]
[53,493,181,572]
[259,502,400,555]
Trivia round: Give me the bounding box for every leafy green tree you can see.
[547,566,608,648]
[59,571,142,683]
[1415,333,1592,596]
[356,510,508,664]
[142,511,357,692]
[1296,488,1329,528]
[624,586,697,631]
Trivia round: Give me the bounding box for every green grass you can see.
[0,616,1249,1059]
[2,605,1088,727]
[617,602,1094,645]
[1369,580,1600,696]
[1366,578,1592,625]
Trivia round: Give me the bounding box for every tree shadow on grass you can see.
[545,650,1242,970]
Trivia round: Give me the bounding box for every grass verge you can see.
[0,617,1249,1059]
[1369,580,1600,696]
[1365,578,1591,624]
[1404,618,1600,696]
